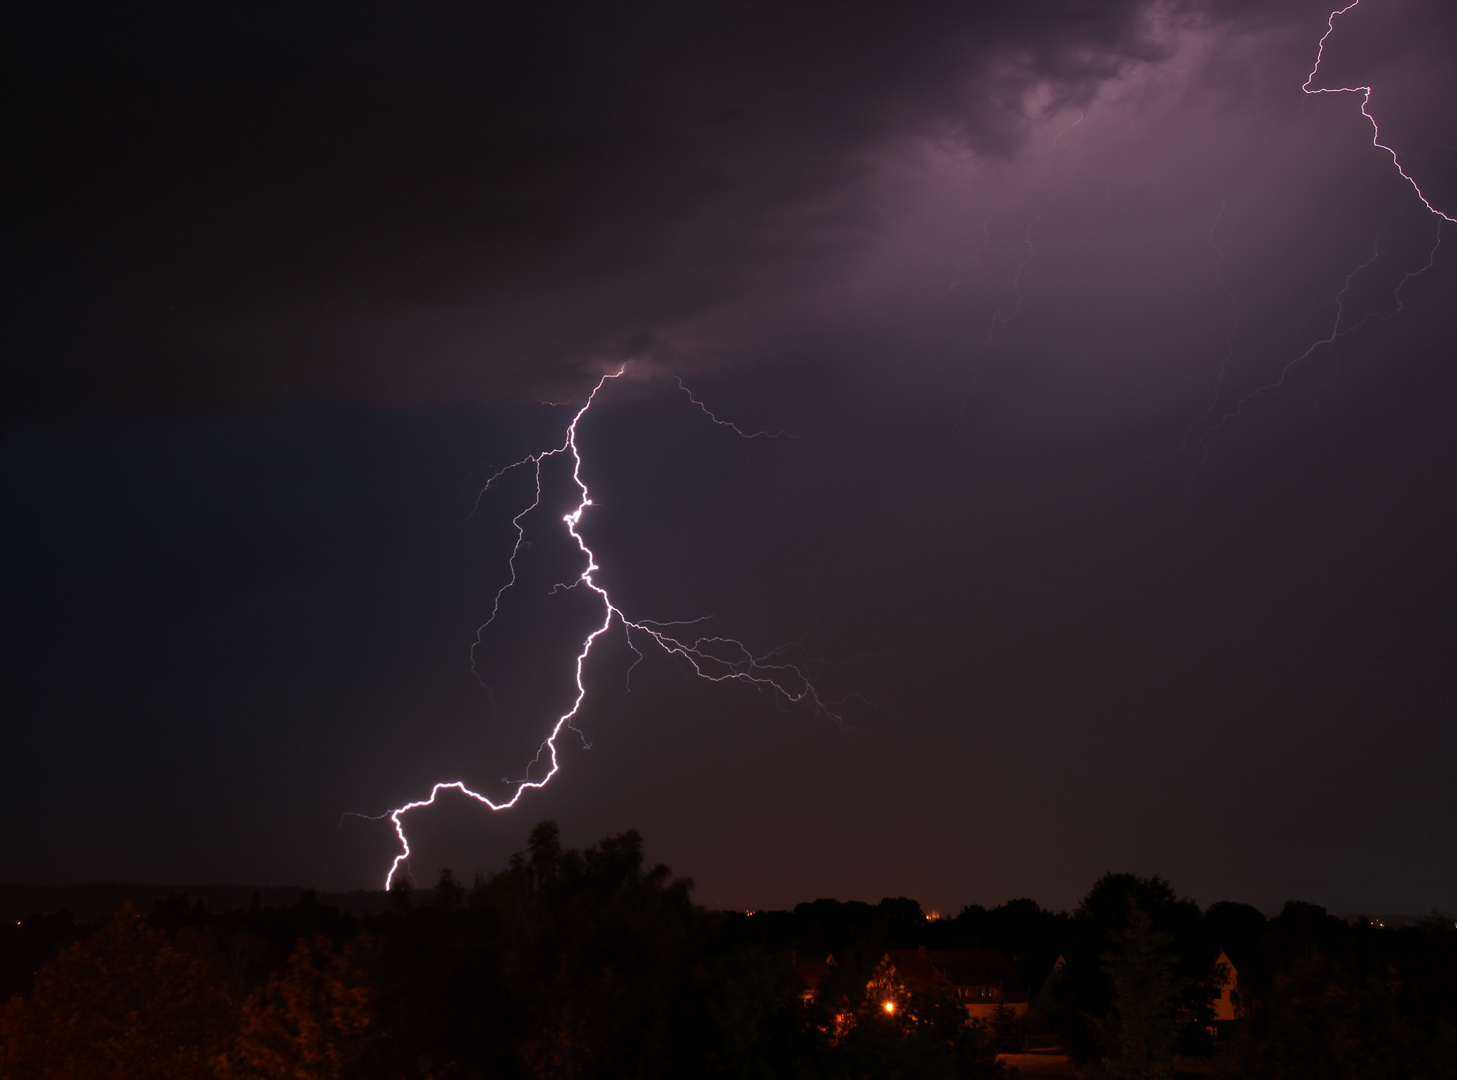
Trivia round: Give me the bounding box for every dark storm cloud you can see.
[7,0,1183,418]
[6,0,1457,914]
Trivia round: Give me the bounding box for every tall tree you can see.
[1055,873,1215,1067]
[1095,902,1186,1080]
[0,904,230,1080]
[219,934,372,1080]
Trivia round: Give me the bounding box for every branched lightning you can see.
[1199,0,1449,444]
[675,378,795,439]
[939,219,994,300]
[377,368,832,888]
[1205,242,1379,431]
[948,216,1040,436]
[1302,3,1455,226]
[1048,109,1085,151]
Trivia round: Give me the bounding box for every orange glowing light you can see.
[882,1001,895,1014]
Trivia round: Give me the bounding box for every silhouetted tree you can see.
[0,912,83,1003]
[0,903,230,1080]
[990,999,1023,1053]
[949,899,1068,998]
[1203,901,1266,973]
[1231,903,1457,1080]
[1055,874,1217,1067]
[219,934,372,1080]
[1095,901,1186,1080]
[358,821,809,1079]
[805,961,1005,1080]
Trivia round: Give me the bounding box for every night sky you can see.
[5,0,1455,915]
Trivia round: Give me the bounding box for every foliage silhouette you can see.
[1094,901,1186,1080]
[0,903,230,1080]
[1054,873,1219,1068]
[5,838,1456,1077]
[1231,903,1457,1080]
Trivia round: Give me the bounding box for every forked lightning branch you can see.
[371,2,1452,890]
[377,369,830,888]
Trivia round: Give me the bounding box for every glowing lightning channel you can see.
[380,368,832,889]
[948,216,1039,437]
[674,378,794,439]
[1199,1,1450,443]
[1303,2,1455,225]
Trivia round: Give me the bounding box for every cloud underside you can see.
[7,0,1246,416]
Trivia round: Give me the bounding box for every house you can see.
[877,946,1030,1020]
[1031,953,1064,1017]
[1211,950,1240,1030]
[792,952,837,1004]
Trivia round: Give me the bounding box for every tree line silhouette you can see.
[3,823,1454,1079]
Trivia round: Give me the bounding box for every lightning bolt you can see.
[1048,109,1084,151]
[948,216,1040,437]
[674,377,795,440]
[1199,0,1449,444]
[1302,2,1455,226]
[377,368,832,888]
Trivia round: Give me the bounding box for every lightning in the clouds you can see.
[674,377,795,440]
[379,369,831,888]
[1203,0,1450,437]
[947,216,1039,437]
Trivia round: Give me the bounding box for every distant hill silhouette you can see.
[0,882,395,922]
